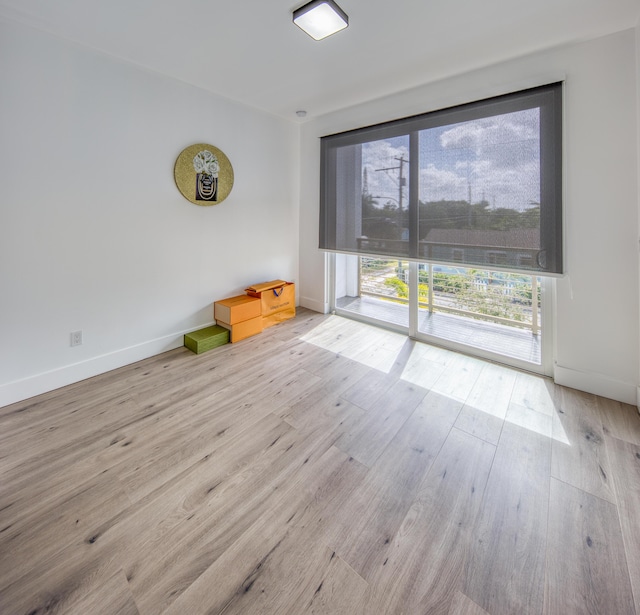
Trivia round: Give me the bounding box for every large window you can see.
[320,83,563,275]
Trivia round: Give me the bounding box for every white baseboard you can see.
[0,325,213,409]
[299,296,329,314]
[554,363,638,406]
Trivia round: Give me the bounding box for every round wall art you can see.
[174,143,234,206]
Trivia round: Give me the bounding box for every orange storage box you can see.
[214,294,261,325]
[245,280,295,328]
[217,316,263,343]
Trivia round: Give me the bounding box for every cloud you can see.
[425,109,540,208]
[361,108,541,210]
[420,164,468,201]
[439,109,539,169]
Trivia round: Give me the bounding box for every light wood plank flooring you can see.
[1,309,639,615]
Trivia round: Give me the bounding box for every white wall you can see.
[299,29,639,404]
[0,19,299,407]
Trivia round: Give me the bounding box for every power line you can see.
[375,155,408,213]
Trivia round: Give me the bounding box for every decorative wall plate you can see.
[174,143,234,206]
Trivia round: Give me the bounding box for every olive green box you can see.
[184,325,229,354]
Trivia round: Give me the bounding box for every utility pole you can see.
[375,155,409,275]
[375,155,407,215]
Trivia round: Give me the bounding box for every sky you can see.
[362,108,541,211]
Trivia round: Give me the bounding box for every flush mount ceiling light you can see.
[293,0,349,41]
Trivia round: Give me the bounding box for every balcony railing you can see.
[357,258,540,335]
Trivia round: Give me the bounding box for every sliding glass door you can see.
[325,82,561,374]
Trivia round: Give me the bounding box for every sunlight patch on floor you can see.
[300,315,406,373]
[400,342,569,445]
[303,315,569,445]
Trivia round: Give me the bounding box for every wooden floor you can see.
[1,309,640,615]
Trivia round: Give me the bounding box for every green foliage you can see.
[362,193,540,241]
[383,276,430,302]
[432,273,472,293]
[362,258,395,272]
[416,200,540,237]
[384,277,408,298]
[417,283,429,301]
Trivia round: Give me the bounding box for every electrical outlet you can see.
[70,330,83,346]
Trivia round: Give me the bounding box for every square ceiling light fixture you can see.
[293,0,349,40]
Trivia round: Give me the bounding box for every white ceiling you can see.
[0,0,638,121]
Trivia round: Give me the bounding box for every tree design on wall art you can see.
[174,143,234,206]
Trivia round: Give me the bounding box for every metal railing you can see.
[357,258,540,335]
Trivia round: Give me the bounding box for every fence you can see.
[358,258,540,334]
